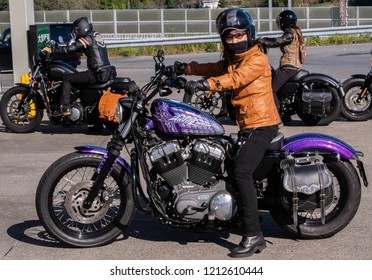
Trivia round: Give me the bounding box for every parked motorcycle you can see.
[340,51,372,121]
[183,68,343,126]
[35,50,368,248]
[0,51,130,133]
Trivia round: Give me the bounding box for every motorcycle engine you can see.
[149,140,237,222]
[67,102,84,123]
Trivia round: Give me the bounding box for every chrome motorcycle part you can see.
[65,181,110,224]
[67,102,84,122]
[209,191,236,221]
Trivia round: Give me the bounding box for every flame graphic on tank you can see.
[150,99,225,136]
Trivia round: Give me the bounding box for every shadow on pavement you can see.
[0,120,113,135]
[7,211,292,251]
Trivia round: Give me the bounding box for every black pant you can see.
[60,70,97,106]
[231,125,279,236]
[272,67,298,108]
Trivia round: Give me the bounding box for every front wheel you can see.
[35,152,135,247]
[0,86,43,133]
[183,90,228,119]
[341,78,372,121]
[296,87,341,126]
[270,160,361,239]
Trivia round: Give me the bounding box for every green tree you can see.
[219,0,228,8]
[0,0,8,11]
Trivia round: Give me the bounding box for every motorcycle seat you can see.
[109,77,133,93]
[289,69,310,81]
[229,132,284,151]
[86,77,132,90]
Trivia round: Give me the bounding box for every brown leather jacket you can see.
[185,45,281,130]
[258,27,301,69]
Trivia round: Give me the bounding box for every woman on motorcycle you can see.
[256,10,304,115]
[43,17,116,117]
[175,8,281,258]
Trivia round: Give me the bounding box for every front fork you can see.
[358,68,372,102]
[82,109,153,213]
[83,133,125,209]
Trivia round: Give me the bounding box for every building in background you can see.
[202,0,219,9]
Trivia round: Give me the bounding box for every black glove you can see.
[174,61,187,75]
[185,79,210,94]
[255,37,267,45]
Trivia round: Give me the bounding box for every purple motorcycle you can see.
[35,50,368,247]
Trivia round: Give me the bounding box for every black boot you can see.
[229,232,266,258]
[52,105,71,117]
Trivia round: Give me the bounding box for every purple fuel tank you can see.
[147,99,225,136]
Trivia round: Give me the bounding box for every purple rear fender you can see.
[282,133,357,160]
[74,145,131,173]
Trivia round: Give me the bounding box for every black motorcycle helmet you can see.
[276,10,297,31]
[70,17,93,40]
[216,8,256,50]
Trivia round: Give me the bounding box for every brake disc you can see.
[65,181,110,224]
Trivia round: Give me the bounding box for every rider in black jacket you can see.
[43,17,116,116]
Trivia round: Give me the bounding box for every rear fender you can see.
[282,133,368,187]
[302,73,344,96]
[74,145,131,174]
[282,133,357,160]
[349,74,367,80]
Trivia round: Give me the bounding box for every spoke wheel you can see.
[183,90,227,119]
[36,152,135,247]
[270,161,361,239]
[341,78,372,121]
[0,86,43,133]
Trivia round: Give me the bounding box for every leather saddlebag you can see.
[98,87,127,122]
[301,89,332,116]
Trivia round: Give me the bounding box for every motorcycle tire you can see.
[35,152,135,247]
[0,86,43,133]
[183,90,228,119]
[296,87,341,126]
[340,78,372,121]
[269,160,361,239]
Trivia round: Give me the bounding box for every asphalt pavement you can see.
[0,44,371,265]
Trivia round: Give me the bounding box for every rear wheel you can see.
[0,86,43,133]
[35,152,135,247]
[270,160,361,239]
[341,78,372,121]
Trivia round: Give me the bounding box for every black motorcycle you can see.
[341,51,372,121]
[183,67,343,126]
[35,50,368,247]
[0,51,130,133]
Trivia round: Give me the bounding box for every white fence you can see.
[1,6,372,35]
[103,25,372,48]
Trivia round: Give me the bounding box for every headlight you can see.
[114,102,123,123]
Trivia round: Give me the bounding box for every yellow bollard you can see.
[20,73,30,85]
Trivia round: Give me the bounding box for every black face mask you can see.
[226,40,249,54]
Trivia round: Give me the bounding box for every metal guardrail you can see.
[103,25,372,48]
